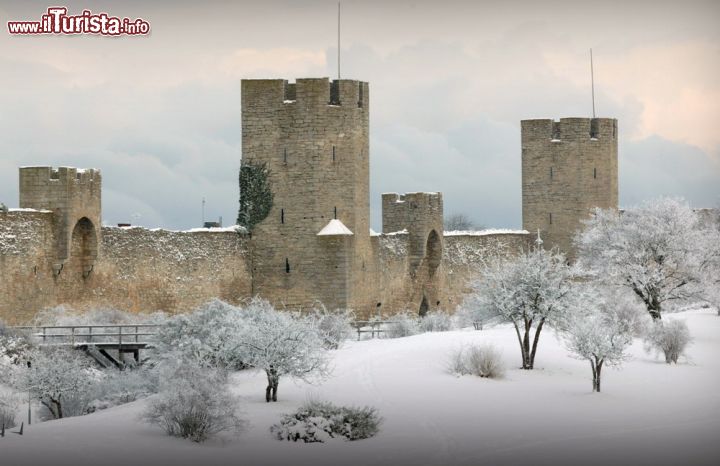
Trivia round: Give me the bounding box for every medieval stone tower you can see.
[19,166,102,277]
[241,78,370,311]
[521,118,618,257]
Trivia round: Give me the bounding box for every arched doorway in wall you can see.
[419,295,429,317]
[70,217,98,278]
[425,229,441,276]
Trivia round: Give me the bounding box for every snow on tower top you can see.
[317,219,354,236]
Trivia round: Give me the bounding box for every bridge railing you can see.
[350,320,392,340]
[10,324,162,347]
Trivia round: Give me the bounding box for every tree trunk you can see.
[521,326,532,369]
[512,322,529,370]
[266,368,280,402]
[53,398,63,419]
[592,358,603,392]
[529,319,545,369]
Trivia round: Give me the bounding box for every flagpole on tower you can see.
[337,2,341,80]
[590,48,596,118]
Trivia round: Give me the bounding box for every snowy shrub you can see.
[644,320,692,364]
[271,400,381,443]
[419,311,454,332]
[22,348,97,419]
[449,344,505,379]
[608,297,652,338]
[0,391,19,429]
[0,332,33,367]
[88,365,159,412]
[384,313,421,338]
[312,307,355,349]
[143,363,243,443]
[454,307,486,330]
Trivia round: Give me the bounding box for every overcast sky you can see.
[0,0,718,230]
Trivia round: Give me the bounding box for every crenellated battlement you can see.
[20,166,101,185]
[521,118,617,142]
[242,78,368,110]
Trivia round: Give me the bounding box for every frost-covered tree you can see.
[576,198,717,320]
[21,348,96,419]
[232,298,330,402]
[152,299,246,369]
[467,246,577,369]
[563,293,635,392]
[444,213,478,231]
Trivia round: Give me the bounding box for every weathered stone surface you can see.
[1,78,545,323]
[521,118,618,258]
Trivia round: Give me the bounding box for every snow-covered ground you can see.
[2,309,719,466]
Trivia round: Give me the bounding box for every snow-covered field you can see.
[2,309,719,466]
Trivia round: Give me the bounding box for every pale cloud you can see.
[219,48,326,78]
[545,42,720,153]
[0,0,717,231]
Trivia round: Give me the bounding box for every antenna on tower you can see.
[337,2,341,80]
[201,197,206,226]
[590,48,596,118]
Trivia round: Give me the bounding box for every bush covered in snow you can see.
[88,365,159,412]
[143,363,243,443]
[645,320,692,364]
[419,311,454,332]
[449,344,505,379]
[271,400,381,443]
[384,313,421,338]
[312,307,355,349]
[0,391,19,429]
[454,306,486,330]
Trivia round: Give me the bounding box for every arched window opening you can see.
[425,229,441,276]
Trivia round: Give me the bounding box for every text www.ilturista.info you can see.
[7,7,150,36]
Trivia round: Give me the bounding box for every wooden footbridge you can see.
[11,324,161,368]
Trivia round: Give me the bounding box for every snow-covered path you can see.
[2,310,719,466]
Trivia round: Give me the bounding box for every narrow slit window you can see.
[283,148,287,163]
[550,167,553,180]
[281,208,285,224]
[332,145,336,162]
[334,206,337,219]
[593,168,597,179]
[285,258,290,273]
[549,212,553,225]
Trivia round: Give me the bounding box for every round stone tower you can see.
[241,78,370,311]
[521,117,618,258]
